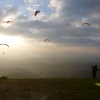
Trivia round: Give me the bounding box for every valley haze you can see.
[0,56,100,79]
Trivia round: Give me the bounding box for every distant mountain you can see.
[7,72,37,79]
[0,57,100,78]
[0,67,38,79]
[27,61,100,78]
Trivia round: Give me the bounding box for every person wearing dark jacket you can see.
[92,65,100,79]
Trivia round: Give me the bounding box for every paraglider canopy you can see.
[95,83,100,86]
[34,10,40,16]
[0,44,9,47]
[82,23,90,26]
[44,39,49,42]
[7,21,12,23]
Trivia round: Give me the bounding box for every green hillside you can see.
[0,78,100,100]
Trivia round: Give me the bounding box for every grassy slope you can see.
[0,78,100,100]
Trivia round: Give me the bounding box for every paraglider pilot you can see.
[91,65,100,79]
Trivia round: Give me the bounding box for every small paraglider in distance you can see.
[44,39,49,42]
[44,39,49,46]
[34,10,40,22]
[34,10,40,16]
[7,21,12,23]
[0,44,9,54]
[82,23,90,31]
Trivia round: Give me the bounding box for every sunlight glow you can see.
[0,35,21,46]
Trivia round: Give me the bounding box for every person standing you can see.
[92,65,100,79]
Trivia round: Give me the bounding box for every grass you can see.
[0,78,100,100]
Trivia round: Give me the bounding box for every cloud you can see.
[0,5,20,28]
[24,0,37,3]
[0,0,100,51]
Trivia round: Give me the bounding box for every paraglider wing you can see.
[7,21,12,23]
[44,39,49,42]
[4,44,9,47]
[34,10,40,16]
[0,44,9,47]
[95,83,100,86]
[82,23,90,26]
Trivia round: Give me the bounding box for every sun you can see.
[0,35,21,46]
[0,35,24,56]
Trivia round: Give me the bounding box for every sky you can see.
[0,0,100,62]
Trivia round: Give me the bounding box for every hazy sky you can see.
[0,0,100,61]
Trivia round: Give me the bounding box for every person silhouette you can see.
[92,65,100,79]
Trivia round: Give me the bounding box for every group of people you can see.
[91,65,100,79]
